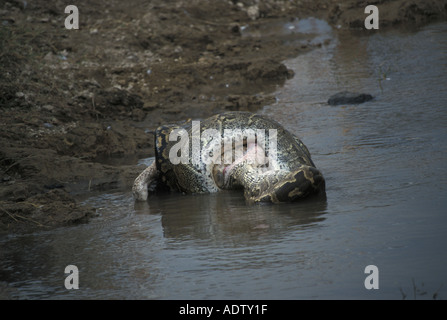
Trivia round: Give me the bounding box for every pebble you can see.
[42,104,55,111]
[247,5,260,20]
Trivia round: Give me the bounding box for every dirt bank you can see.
[1,0,446,232]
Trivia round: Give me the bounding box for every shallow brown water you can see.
[1,20,447,299]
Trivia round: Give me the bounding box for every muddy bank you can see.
[1,0,446,232]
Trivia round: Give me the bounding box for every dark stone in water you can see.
[328,91,373,105]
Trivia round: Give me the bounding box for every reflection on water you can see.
[138,192,327,241]
[0,191,327,299]
[1,21,447,300]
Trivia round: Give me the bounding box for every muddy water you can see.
[1,21,447,299]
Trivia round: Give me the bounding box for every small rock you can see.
[328,91,373,106]
[206,44,215,52]
[44,52,55,61]
[143,101,159,110]
[42,104,55,112]
[246,5,260,20]
[2,18,15,25]
[44,183,64,190]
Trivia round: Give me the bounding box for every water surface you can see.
[1,21,447,300]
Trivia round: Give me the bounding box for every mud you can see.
[1,0,446,232]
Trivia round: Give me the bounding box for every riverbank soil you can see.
[1,0,446,232]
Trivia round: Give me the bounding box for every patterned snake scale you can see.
[133,111,325,203]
